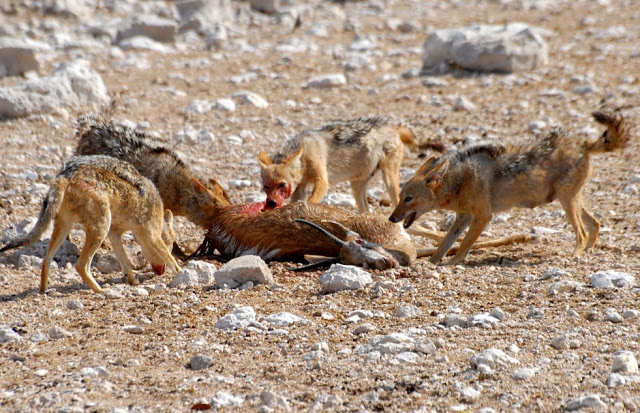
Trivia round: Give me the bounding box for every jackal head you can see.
[389,156,449,229]
[191,178,232,213]
[257,148,303,210]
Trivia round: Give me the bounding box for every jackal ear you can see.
[191,178,218,207]
[257,150,273,168]
[416,156,438,177]
[283,147,303,167]
[425,158,449,189]
[208,178,231,205]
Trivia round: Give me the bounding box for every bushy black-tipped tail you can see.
[0,179,66,253]
[589,111,630,153]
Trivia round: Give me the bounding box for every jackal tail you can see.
[588,110,630,153]
[0,179,67,253]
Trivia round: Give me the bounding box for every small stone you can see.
[622,309,640,320]
[0,325,21,343]
[612,351,638,373]
[66,300,84,310]
[395,305,419,318]
[590,270,635,289]
[122,325,144,334]
[354,323,375,335]
[605,308,624,323]
[318,264,372,293]
[566,394,606,410]
[265,312,304,327]
[49,326,72,339]
[190,354,213,371]
[215,256,273,289]
[215,306,256,330]
[510,367,537,380]
[303,73,347,89]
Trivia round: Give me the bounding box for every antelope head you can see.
[289,219,399,271]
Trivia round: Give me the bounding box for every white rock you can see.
[566,394,606,411]
[122,325,144,334]
[0,37,49,77]
[542,266,570,279]
[304,74,347,89]
[422,23,548,74]
[215,306,256,330]
[233,91,268,108]
[185,99,213,114]
[444,313,467,328]
[119,36,173,53]
[467,313,500,327]
[0,324,21,343]
[590,270,635,289]
[215,255,273,289]
[510,367,537,380]
[250,0,280,14]
[322,192,356,208]
[177,0,233,33]
[453,96,476,112]
[460,386,480,401]
[353,323,375,335]
[608,373,626,387]
[210,391,244,409]
[170,260,217,287]
[612,351,638,373]
[490,307,506,320]
[395,305,419,318]
[391,351,421,365]
[67,300,84,310]
[470,348,519,369]
[318,264,372,293]
[311,394,343,410]
[622,309,640,320]
[265,312,304,327]
[551,334,581,350]
[605,308,623,323]
[190,354,213,371]
[260,390,290,412]
[215,98,236,112]
[0,60,109,118]
[49,326,72,339]
[549,280,582,295]
[116,15,177,44]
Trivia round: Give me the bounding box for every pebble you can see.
[49,326,72,339]
[0,325,21,343]
[470,348,520,369]
[170,260,217,287]
[510,367,537,381]
[612,351,638,373]
[590,270,635,288]
[395,305,419,318]
[67,299,85,310]
[215,256,273,289]
[190,354,213,371]
[215,306,256,330]
[318,264,372,293]
[566,394,606,410]
[605,308,623,323]
[353,323,375,335]
[265,312,304,327]
[303,73,347,89]
[122,325,144,334]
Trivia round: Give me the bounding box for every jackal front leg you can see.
[430,213,472,264]
[446,214,492,265]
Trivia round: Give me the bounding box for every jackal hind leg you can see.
[430,213,472,264]
[447,214,492,265]
[581,207,600,250]
[40,218,74,293]
[76,223,110,293]
[558,194,589,256]
[107,230,136,285]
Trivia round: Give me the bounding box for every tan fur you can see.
[190,178,417,269]
[0,155,181,293]
[258,116,416,213]
[390,111,631,265]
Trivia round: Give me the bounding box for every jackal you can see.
[0,155,181,293]
[74,116,232,229]
[257,115,417,213]
[389,111,630,265]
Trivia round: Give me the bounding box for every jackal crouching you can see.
[0,155,181,293]
[258,115,416,213]
[389,111,630,265]
[74,116,231,228]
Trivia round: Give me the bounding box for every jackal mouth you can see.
[403,212,416,229]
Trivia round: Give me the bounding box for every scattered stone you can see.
[550,334,581,350]
[566,394,606,411]
[470,348,519,369]
[170,260,217,288]
[49,326,72,340]
[422,23,548,73]
[612,351,638,373]
[622,309,640,320]
[318,264,373,293]
[250,0,280,14]
[0,60,109,118]
[549,280,582,295]
[467,313,500,328]
[215,98,236,112]
[304,74,347,89]
[590,270,635,289]
[122,325,144,334]
[265,312,304,327]
[233,91,269,108]
[190,354,213,371]
[353,323,375,335]
[260,390,290,412]
[395,305,419,318]
[510,367,537,381]
[443,313,467,328]
[209,391,244,409]
[605,308,623,323]
[0,324,21,343]
[215,306,256,330]
[542,266,570,280]
[177,0,233,33]
[310,394,343,411]
[215,255,273,289]
[0,37,49,77]
[116,15,178,44]
[66,300,84,310]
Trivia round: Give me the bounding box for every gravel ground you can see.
[1,0,640,412]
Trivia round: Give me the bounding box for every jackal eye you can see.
[278,182,287,189]
[263,185,270,191]
[404,195,413,204]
